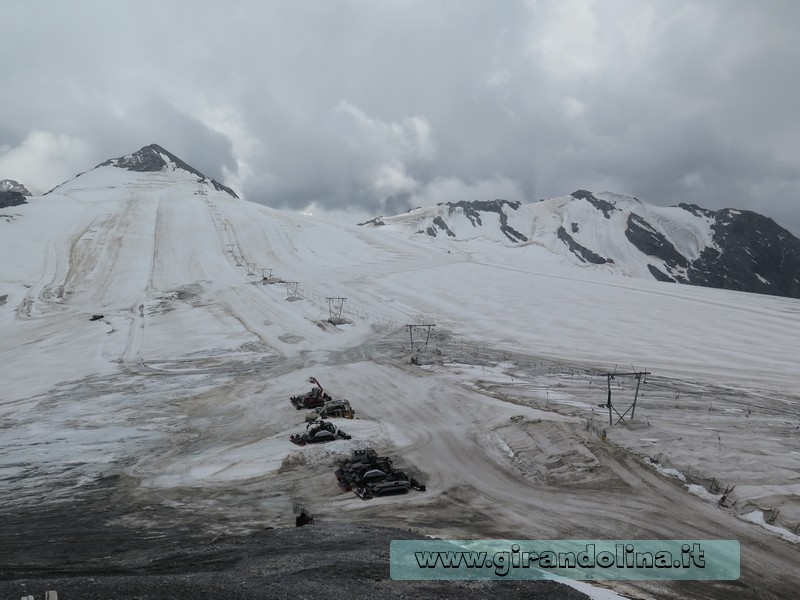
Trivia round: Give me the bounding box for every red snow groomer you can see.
[290,377,332,410]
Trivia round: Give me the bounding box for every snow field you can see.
[2,165,799,599]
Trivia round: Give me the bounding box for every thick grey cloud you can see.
[1,0,798,233]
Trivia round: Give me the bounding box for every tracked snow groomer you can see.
[305,398,355,422]
[335,447,426,500]
[290,419,351,446]
[290,377,332,410]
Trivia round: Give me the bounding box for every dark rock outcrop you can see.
[557,226,613,265]
[622,204,800,298]
[683,207,800,298]
[625,213,689,269]
[431,216,456,237]
[357,217,385,227]
[647,264,675,282]
[446,199,528,243]
[676,203,715,219]
[571,190,618,219]
[0,191,28,209]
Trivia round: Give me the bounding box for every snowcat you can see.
[335,447,426,500]
[304,398,355,422]
[290,376,332,410]
[290,419,351,446]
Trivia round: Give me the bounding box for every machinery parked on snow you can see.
[290,377,332,410]
[305,398,355,422]
[335,447,426,500]
[290,419,351,446]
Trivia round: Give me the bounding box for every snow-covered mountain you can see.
[360,190,800,299]
[45,143,239,198]
[2,145,800,599]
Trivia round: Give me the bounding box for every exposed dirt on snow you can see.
[3,337,798,599]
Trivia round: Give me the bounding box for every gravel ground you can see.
[1,518,589,600]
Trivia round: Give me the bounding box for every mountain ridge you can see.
[44,143,238,198]
[360,190,800,299]
[15,143,799,299]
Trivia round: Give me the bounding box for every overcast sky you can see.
[2,0,799,233]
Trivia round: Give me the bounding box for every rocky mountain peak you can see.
[0,179,31,209]
[96,144,238,198]
[0,179,32,196]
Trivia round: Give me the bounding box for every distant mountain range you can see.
[360,190,800,299]
[8,143,799,299]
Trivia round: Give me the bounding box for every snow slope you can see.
[1,153,799,599]
[364,192,715,275]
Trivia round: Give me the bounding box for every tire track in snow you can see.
[313,360,800,599]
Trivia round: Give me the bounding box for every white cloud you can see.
[410,175,525,207]
[368,162,419,199]
[562,97,585,118]
[681,172,705,190]
[2,1,800,229]
[329,101,441,207]
[485,70,511,90]
[527,0,601,78]
[483,69,517,120]
[334,101,437,162]
[187,101,265,200]
[0,131,93,194]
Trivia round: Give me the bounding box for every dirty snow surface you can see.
[1,166,799,599]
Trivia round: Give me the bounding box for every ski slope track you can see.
[1,154,799,599]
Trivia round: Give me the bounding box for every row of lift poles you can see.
[232,227,649,431]
[220,214,431,329]
[407,322,650,429]
[225,240,346,320]
[395,323,655,430]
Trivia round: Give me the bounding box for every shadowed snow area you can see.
[1,158,799,599]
